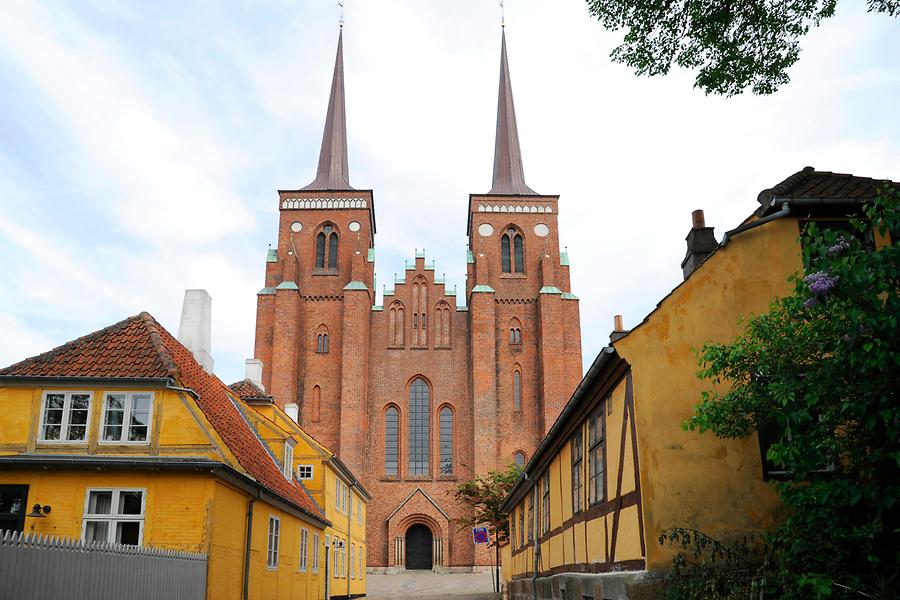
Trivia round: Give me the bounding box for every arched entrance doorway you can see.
[405,524,433,570]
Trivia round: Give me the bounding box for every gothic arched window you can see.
[315,233,326,269]
[514,451,526,467]
[412,277,428,347]
[434,301,451,347]
[315,325,329,353]
[328,230,339,269]
[502,228,524,273]
[513,369,522,412]
[439,406,453,475]
[509,318,523,347]
[385,406,399,476]
[388,302,405,347]
[408,378,430,476]
[315,224,339,270]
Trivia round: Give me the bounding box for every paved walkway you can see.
[367,571,499,600]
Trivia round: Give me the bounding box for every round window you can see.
[348,221,361,232]
[534,223,550,237]
[323,225,334,234]
[477,223,494,237]
[290,221,303,232]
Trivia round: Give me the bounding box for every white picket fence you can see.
[0,531,207,600]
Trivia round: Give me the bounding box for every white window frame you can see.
[99,392,154,445]
[296,464,314,480]
[299,527,309,572]
[39,391,92,443]
[312,532,320,573]
[357,499,362,525]
[342,483,349,514]
[359,547,364,578]
[335,478,342,514]
[81,487,146,545]
[341,542,346,578]
[350,543,355,579]
[266,516,280,569]
[333,540,340,578]
[283,442,295,480]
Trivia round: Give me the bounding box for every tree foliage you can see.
[453,463,522,546]
[665,186,900,598]
[585,0,899,96]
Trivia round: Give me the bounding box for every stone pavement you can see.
[366,571,500,600]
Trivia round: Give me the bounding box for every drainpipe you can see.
[721,201,790,246]
[243,497,256,600]
[348,483,355,599]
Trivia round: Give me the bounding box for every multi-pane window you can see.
[527,491,534,541]
[514,451,526,467]
[588,406,605,505]
[571,429,584,514]
[315,225,339,270]
[408,378,430,475]
[513,370,522,412]
[343,484,349,514]
[316,232,326,268]
[350,544,355,579]
[359,548,364,579]
[82,489,144,545]
[101,393,151,443]
[283,442,294,480]
[316,333,329,353]
[518,504,524,547]
[328,230,339,269]
[357,499,362,524]
[439,407,453,475]
[509,328,522,344]
[267,516,280,568]
[40,392,91,442]
[541,471,550,534]
[297,464,313,480]
[299,528,309,572]
[501,229,525,273]
[333,540,340,578]
[385,407,399,476]
[312,533,320,573]
[341,541,346,578]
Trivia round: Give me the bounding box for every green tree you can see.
[585,0,899,96]
[665,186,899,598]
[453,463,521,592]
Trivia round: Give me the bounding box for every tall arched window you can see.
[311,385,321,422]
[501,228,524,273]
[408,378,430,475]
[513,369,522,412]
[385,406,399,476]
[514,451,526,467]
[439,406,453,475]
[501,235,511,273]
[412,277,427,346]
[315,325,329,353]
[315,224,339,270]
[315,233,326,269]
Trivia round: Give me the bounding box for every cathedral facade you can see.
[252,29,583,571]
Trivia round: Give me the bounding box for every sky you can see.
[1,0,898,385]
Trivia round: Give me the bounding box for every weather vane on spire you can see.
[338,1,344,29]
[499,0,505,29]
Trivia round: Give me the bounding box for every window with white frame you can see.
[341,541,346,577]
[350,544,355,578]
[82,489,144,545]
[299,528,309,572]
[267,516,280,568]
[357,499,362,525]
[333,540,340,578]
[297,464,314,480]
[335,478,342,513]
[359,548,363,578]
[40,392,91,442]
[101,392,152,443]
[343,483,349,514]
[283,442,294,480]
[312,532,320,573]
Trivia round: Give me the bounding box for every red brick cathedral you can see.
[252,29,583,571]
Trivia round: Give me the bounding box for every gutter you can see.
[0,376,172,387]
[326,455,372,501]
[501,346,618,513]
[721,201,790,246]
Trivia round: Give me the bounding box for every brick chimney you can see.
[681,210,717,279]
[177,289,214,373]
[610,314,629,343]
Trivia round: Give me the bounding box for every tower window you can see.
[513,369,522,412]
[328,230,339,269]
[408,378,430,476]
[385,406,399,476]
[509,328,522,345]
[315,224,339,271]
[501,228,524,273]
[439,406,453,476]
[316,233,326,269]
[514,451,526,467]
[316,333,329,353]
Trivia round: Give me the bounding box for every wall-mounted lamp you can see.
[26,504,51,518]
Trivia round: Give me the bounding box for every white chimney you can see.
[245,359,264,391]
[178,289,214,374]
[285,403,299,423]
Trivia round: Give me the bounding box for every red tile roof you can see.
[0,312,326,523]
[228,379,274,403]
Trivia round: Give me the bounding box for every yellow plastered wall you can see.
[615,218,798,569]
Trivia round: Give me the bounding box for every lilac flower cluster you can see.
[804,271,839,296]
[827,237,851,257]
[803,298,819,308]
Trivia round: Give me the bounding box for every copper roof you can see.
[489,30,537,196]
[303,30,353,191]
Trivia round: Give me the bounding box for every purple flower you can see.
[804,271,839,295]
[827,237,851,257]
[803,298,819,309]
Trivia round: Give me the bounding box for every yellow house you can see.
[230,378,370,600]
[500,167,897,599]
[0,311,353,600]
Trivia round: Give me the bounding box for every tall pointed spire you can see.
[489,30,537,196]
[303,29,353,191]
